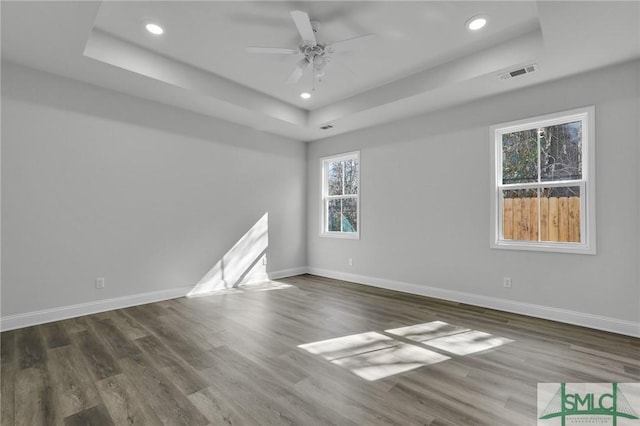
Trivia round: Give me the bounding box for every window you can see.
[490,106,595,254]
[321,151,360,239]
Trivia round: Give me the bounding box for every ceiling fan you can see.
[246,10,376,88]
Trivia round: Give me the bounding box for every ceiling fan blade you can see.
[290,10,317,46]
[246,47,299,55]
[286,58,310,84]
[326,33,377,53]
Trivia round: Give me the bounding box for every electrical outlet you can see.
[348,258,353,266]
[95,277,105,289]
[262,256,267,266]
[503,277,512,288]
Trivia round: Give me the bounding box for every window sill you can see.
[320,232,360,240]
[491,240,596,255]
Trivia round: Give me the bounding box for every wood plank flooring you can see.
[1,274,638,425]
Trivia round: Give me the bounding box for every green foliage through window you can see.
[502,122,581,187]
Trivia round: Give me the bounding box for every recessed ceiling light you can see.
[145,23,164,35]
[466,15,488,31]
[300,92,311,99]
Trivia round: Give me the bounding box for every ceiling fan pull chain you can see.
[312,60,317,92]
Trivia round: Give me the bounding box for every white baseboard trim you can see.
[4,267,636,337]
[307,267,640,338]
[0,286,192,332]
[269,267,309,280]
[0,267,308,332]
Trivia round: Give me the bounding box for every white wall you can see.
[1,62,307,319]
[2,59,638,334]
[307,60,640,329]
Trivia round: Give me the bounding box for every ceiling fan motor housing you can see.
[300,44,329,79]
[301,43,326,59]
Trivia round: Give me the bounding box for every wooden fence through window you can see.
[503,197,580,242]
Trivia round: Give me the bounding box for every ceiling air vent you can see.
[320,125,334,130]
[500,64,538,80]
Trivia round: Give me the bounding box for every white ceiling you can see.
[2,1,639,142]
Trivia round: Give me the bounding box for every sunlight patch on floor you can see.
[238,281,295,292]
[188,280,295,297]
[298,332,398,361]
[298,332,449,381]
[299,321,514,381]
[386,321,470,342]
[420,329,514,356]
[331,343,450,381]
[386,321,513,356]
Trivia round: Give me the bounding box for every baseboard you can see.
[0,267,307,331]
[0,286,194,332]
[4,267,636,337]
[269,266,309,280]
[307,267,640,338]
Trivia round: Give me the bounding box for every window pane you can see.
[540,121,582,182]
[502,189,539,241]
[502,129,539,184]
[502,186,581,243]
[344,159,359,195]
[328,199,341,231]
[342,198,358,232]
[323,153,360,237]
[539,186,581,243]
[327,161,343,196]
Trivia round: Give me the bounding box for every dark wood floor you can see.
[1,274,638,425]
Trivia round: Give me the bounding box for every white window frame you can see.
[320,151,360,239]
[490,106,596,254]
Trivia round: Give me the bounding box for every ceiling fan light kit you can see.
[246,10,376,91]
